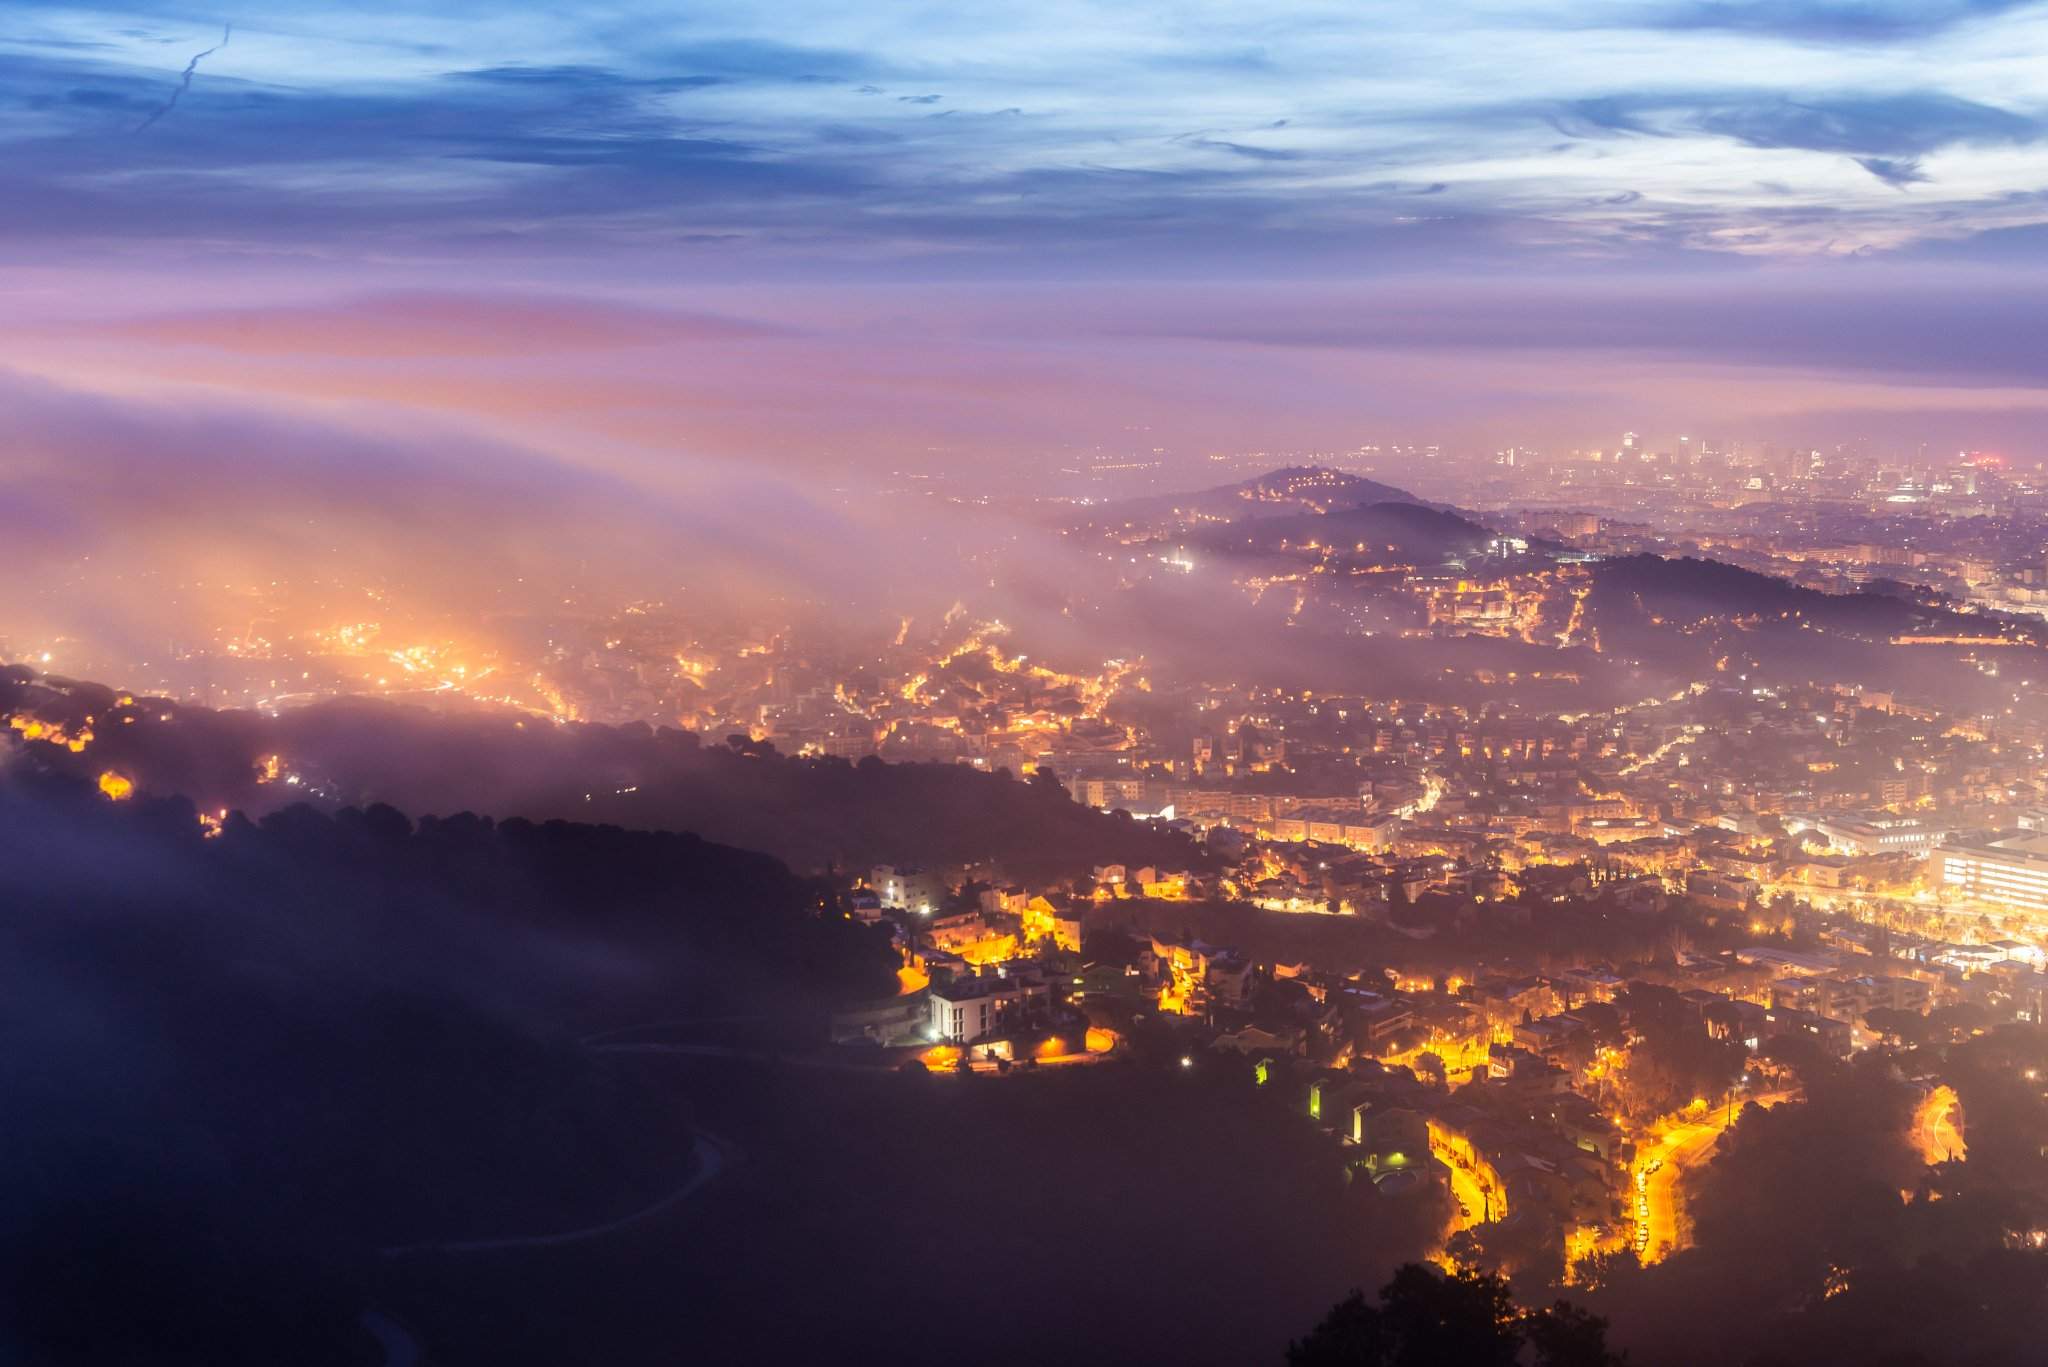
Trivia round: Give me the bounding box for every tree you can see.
[1287,1264,1619,1366]
[1286,1290,1386,1367]
[1376,1262,1520,1365]
[1523,1301,1626,1367]
[1568,1245,1640,1294]
[1862,1007,1929,1048]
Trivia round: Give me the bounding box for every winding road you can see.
[380,1130,732,1258]
[1632,1088,1797,1261]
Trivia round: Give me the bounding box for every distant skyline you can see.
[3,2,2048,622]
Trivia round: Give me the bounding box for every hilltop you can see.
[1082,465,1431,527]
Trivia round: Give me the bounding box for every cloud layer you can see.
[0,2,2042,268]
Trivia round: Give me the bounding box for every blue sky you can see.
[3,1,2045,272]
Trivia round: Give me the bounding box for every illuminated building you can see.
[1148,935,1254,1013]
[1018,896,1082,953]
[1933,831,2048,915]
[869,864,947,915]
[1783,813,1947,857]
[926,969,1051,1044]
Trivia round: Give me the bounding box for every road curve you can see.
[380,1131,731,1258]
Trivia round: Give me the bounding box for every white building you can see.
[926,970,1050,1043]
[1786,813,1946,857]
[1934,831,2048,915]
[870,864,947,915]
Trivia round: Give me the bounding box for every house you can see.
[1020,895,1084,953]
[1761,1005,1853,1058]
[1513,1013,1587,1057]
[1213,1024,1305,1057]
[871,864,947,915]
[1149,935,1254,1013]
[926,969,1052,1043]
[1355,1106,1431,1180]
[978,885,1031,917]
[1207,952,1256,1008]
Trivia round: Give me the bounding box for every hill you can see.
[0,765,896,1362]
[0,667,1203,882]
[1085,465,1430,526]
[1193,500,1498,566]
[1583,554,2048,706]
[1590,554,2047,647]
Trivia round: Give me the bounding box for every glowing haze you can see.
[5,1,2048,670]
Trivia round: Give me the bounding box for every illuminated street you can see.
[1632,1091,1796,1262]
[1911,1085,1967,1166]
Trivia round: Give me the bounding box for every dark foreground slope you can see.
[0,763,1438,1366]
[0,763,895,1363]
[386,1057,1448,1367]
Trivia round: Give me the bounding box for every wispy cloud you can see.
[0,2,2039,271]
[1855,155,1929,187]
[1626,0,2036,43]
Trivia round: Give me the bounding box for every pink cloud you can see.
[103,292,783,359]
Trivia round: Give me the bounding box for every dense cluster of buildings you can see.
[824,796,2042,1277]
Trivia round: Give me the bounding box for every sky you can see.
[5,1,2047,267]
[4,2,2048,661]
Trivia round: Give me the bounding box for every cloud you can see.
[0,359,996,670]
[1854,155,1928,187]
[103,292,789,356]
[1539,88,2039,199]
[1543,89,2041,159]
[1549,97,1670,139]
[1690,92,2039,158]
[1186,136,1302,161]
[0,3,2041,278]
[1096,272,2048,387]
[1631,0,2036,43]
[1907,216,2048,262]
[449,63,725,94]
[635,36,880,83]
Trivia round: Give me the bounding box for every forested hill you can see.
[1195,500,1498,565]
[0,764,897,1361]
[0,764,898,1016]
[0,667,1203,881]
[1591,554,2046,645]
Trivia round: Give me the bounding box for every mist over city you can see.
[5,4,2048,1365]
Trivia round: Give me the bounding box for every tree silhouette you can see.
[1287,1264,1621,1366]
